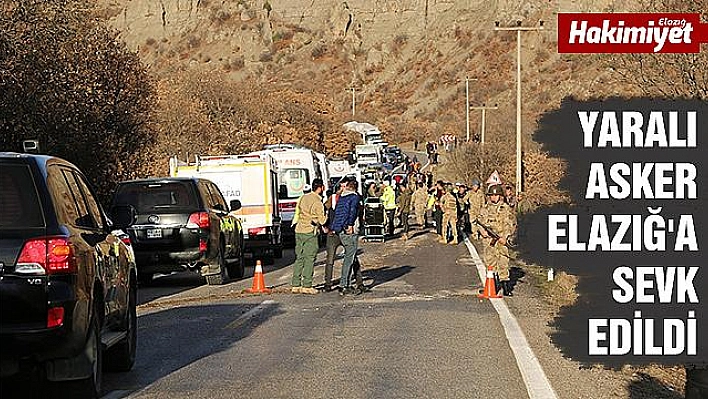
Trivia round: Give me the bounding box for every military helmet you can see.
[445,185,455,193]
[486,184,504,196]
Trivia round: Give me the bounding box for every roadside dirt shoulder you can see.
[503,257,685,399]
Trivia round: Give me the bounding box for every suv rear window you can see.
[0,163,45,228]
[113,181,199,214]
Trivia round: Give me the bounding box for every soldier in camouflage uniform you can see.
[411,181,429,228]
[439,185,459,244]
[465,179,486,239]
[477,184,517,296]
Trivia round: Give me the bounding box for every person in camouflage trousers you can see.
[439,184,459,244]
[397,183,412,240]
[411,182,428,228]
[476,184,517,296]
[466,179,485,239]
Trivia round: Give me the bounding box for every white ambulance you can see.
[169,153,283,260]
[251,147,325,244]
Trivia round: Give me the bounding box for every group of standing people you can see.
[364,172,434,240]
[289,155,528,298]
[428,179,520,296]
[290,177,367,296]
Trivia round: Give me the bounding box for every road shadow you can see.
[364,265,415,288]
[104,303,283,397]
[628,372,683,399]
[1,302,283,398]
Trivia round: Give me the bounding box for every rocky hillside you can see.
[98,0,627,144]
[96,0,705,184]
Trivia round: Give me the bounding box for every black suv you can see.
[0,153,137,397]
[111,177,245,285]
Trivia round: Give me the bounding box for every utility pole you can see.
[469,104,498,144]
[465,77,478,142]
[494,20,543,194]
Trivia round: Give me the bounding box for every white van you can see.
[313,151,330,192]
[169,154,283,260]
[250,148,325,244]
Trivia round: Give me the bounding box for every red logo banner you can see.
[558,13,708,53]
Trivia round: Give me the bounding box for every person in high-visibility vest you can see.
[380,180,397,236]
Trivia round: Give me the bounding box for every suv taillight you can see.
[47,307,65,328]
[187,212,210,229]
[16,237,76,275]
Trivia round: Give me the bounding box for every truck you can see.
[343,121,388,147]
[250,147,325,244]
[355,144,382,168]
[169,153,284,260]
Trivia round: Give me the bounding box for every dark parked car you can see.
[383,145,405,164]
[0,153,137,397]
[110,177,245,285]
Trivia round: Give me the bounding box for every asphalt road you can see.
[95,230,531,399]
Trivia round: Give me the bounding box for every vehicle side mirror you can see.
[278,184,288,199]
[110,205,137,230]
[230,199,242,211]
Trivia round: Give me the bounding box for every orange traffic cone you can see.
[478,265,502,299]
[246,260,271,294]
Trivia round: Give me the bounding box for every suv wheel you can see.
[228,250,245,279]
[105,283,137,371]
[64,308,103,397]
[206,244,229,285]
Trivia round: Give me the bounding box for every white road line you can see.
[463,235,559,399]
[419,160,431,172]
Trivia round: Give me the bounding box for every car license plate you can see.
[146,228,163,239]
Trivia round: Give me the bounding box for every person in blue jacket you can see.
[330,179,363,296]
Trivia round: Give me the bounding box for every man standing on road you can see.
[323,178,345,292]
[411,182,428,229]
[426,141,435,163]
[331,179,363,296]
[440,184,459,245]
[380,180,397,237]
[397,183,412,240]
[292,179,326,295]
[456,183,469,234]
[432,180,445,237]
[323,178,365,292]
[466,179,485,239]
[477,184,517,296]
